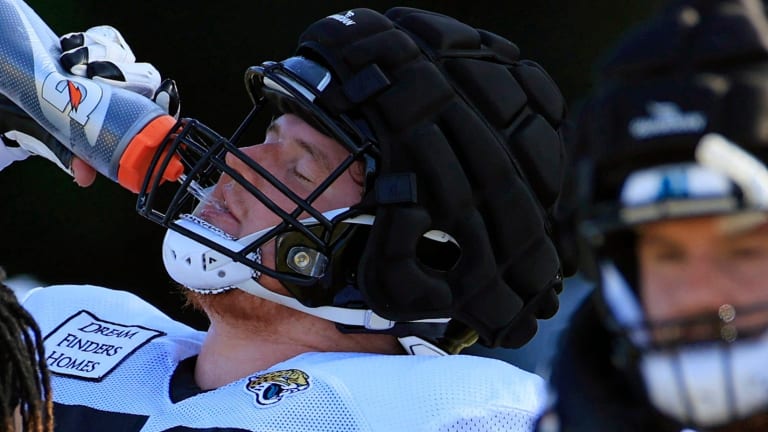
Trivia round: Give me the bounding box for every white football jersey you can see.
[23,285,546,431]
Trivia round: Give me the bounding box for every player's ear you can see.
[348,160,365,190]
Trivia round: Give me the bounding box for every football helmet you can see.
[570,0,768,427]
[136,7,568,353]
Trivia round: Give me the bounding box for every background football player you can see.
[538,0,768,430]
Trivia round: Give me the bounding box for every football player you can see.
[1,4,570,431]
[538,0,768,431]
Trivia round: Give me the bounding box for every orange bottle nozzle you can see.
[117,115,183,193]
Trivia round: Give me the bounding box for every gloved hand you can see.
[60,25,180,118]
[0,93,88,180]
[0,25,180,186]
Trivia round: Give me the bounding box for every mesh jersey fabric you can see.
[22,285,546,431]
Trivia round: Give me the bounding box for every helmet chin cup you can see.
[162,214,261,293]
[162,208,352,293]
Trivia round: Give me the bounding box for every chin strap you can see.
[397,336,448,356]
[440,326,481,355]
[235,278,451,331]
[164,211,454,325]
[398,326,480,356]
[164,211,460,351]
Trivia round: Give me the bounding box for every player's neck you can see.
[194,305,402,390]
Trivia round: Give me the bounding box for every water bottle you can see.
[0,0,183,192]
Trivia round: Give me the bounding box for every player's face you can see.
[194,113,363,239]
[637,214,768,332]
[183,113,363,319]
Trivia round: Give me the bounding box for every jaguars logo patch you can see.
[244,369,310,407]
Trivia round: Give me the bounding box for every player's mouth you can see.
[193,183,241,238]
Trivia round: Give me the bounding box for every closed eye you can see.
[726,245,768,260]
[648,250,686,263]
[292,167,312,183]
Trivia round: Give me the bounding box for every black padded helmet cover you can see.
[295,8,567,348]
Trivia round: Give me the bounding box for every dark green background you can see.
[1,1,665,331]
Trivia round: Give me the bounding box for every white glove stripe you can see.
[3,130,73,175]
[82,25,136,63]
[0,134,32,170]
[91,62,161,98]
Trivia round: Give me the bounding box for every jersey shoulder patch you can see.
[23,284,203,381]
[44,309,165,380]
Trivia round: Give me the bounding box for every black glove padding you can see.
[0,94,74,173]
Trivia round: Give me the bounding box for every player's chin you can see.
[174,254,294,326]
[178,285,236,311]
[179,286,271,324]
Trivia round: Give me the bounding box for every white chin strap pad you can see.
[162,215,257,292]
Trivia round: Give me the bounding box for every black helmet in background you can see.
[567,0,768,427]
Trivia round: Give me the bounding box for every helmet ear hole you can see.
[415,235,461,272]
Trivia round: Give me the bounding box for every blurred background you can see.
[1,0,667,374]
